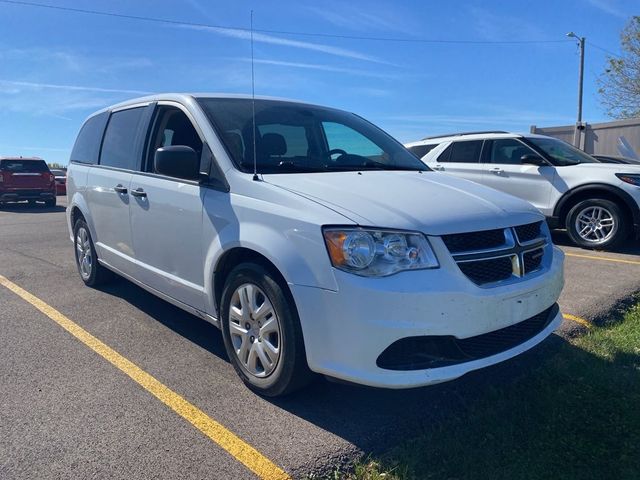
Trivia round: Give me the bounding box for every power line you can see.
[0,0,572,45]
[587,41,623,58]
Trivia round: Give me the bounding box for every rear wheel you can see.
[44,197,56,207]
[73,219,114,286]
[566,198,628,249]
[220,263,312,396]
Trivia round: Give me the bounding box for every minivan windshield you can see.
[197,98,426,174]
[526,137,599,166]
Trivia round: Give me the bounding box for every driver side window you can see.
[147,106,203,174]
[322,122,383,159]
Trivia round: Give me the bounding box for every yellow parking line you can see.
[0,274,290,480]
[565,252,640,266]
[563,313,593,329]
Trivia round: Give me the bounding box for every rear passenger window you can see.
[70,112,108,165]
[447,141,483,163]
[100,108,145,170]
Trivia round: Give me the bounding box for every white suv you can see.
[406,132,640,249]
[67,95,564,396]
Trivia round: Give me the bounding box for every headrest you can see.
[259,133,287,156]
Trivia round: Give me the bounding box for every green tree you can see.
[598,16,640,119]
[47,162,64,169]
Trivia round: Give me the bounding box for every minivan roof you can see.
[86,93,322,119]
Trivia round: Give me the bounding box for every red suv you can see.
[0,157,57,207]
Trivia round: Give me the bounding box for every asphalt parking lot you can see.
[2,197,640,479]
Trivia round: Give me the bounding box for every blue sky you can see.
[0,0,636,165]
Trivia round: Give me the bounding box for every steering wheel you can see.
[328,148,347,159]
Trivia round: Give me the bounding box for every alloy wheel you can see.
[228,283,282,378]
[76,227,93,280]
[574,206,617,244]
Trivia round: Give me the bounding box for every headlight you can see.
[323,227,439,277]
[616,173,640,186]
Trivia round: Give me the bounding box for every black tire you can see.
[44,197,56,208]
[220,263,312,396]
[73,218,114,286]
[566,198,629,249]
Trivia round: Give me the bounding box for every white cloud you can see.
[240,58,398,79]
[586,0,626,18]
[0,79,151,95]
[179,24,386,63]
[306,4,409,32]
[470,7,550,42]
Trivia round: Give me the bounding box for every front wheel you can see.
[566,199,628,249]
[220,263,312,396]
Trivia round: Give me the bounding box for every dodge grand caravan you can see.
[67,94,564,396]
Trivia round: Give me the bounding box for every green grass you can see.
[345,301,640,480]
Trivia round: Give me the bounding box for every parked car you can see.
[50,168,67,195]
[67,95,564,396]
[593,154,640,165]
[406,132,640,249]
[0,156,56,207]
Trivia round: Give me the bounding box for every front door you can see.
[481,138,556,216]
[129,103,206,310]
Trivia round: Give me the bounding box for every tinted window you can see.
[197,98,425,173]
[100,108,145,170]
[0,159,49,172]
[447,140,483,163]
[488,139,533,165]
[70,112,108,164]
[407,144,436,159]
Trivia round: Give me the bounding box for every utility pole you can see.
[567,32,585,148]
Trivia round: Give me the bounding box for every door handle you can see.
[113,184,128,194]
[490,167,504,175]
[432,164,444,171]
[130,188,147,198]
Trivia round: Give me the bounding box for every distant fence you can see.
[531,117,640,157]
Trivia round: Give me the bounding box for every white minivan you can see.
[67,94,564,396]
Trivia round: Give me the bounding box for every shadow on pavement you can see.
[0,202,66,214]
[97,276,571,467]
[551,228,640,255]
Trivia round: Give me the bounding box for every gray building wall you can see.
[531,118,640,157]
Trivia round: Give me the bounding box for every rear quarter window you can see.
[70,112,109,165]
[407,144,436,159]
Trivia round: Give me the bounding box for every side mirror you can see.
[521,153,547,166]
[154,146,200,181]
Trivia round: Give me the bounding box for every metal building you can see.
[531,118,640,158]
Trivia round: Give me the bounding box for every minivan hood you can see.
[264,171,542,235]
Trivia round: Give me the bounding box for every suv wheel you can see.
[566,199,628,249]
[73,219,113,286]
[220,263,312,396]
[44,197,56,208]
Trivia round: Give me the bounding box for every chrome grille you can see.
[444,222,548,287]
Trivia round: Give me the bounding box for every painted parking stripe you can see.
[0,275,290,480]
[563,313,593,329]
[565,252,640,266]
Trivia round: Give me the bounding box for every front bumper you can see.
[291,245,564,389]
[0,189,56,201]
